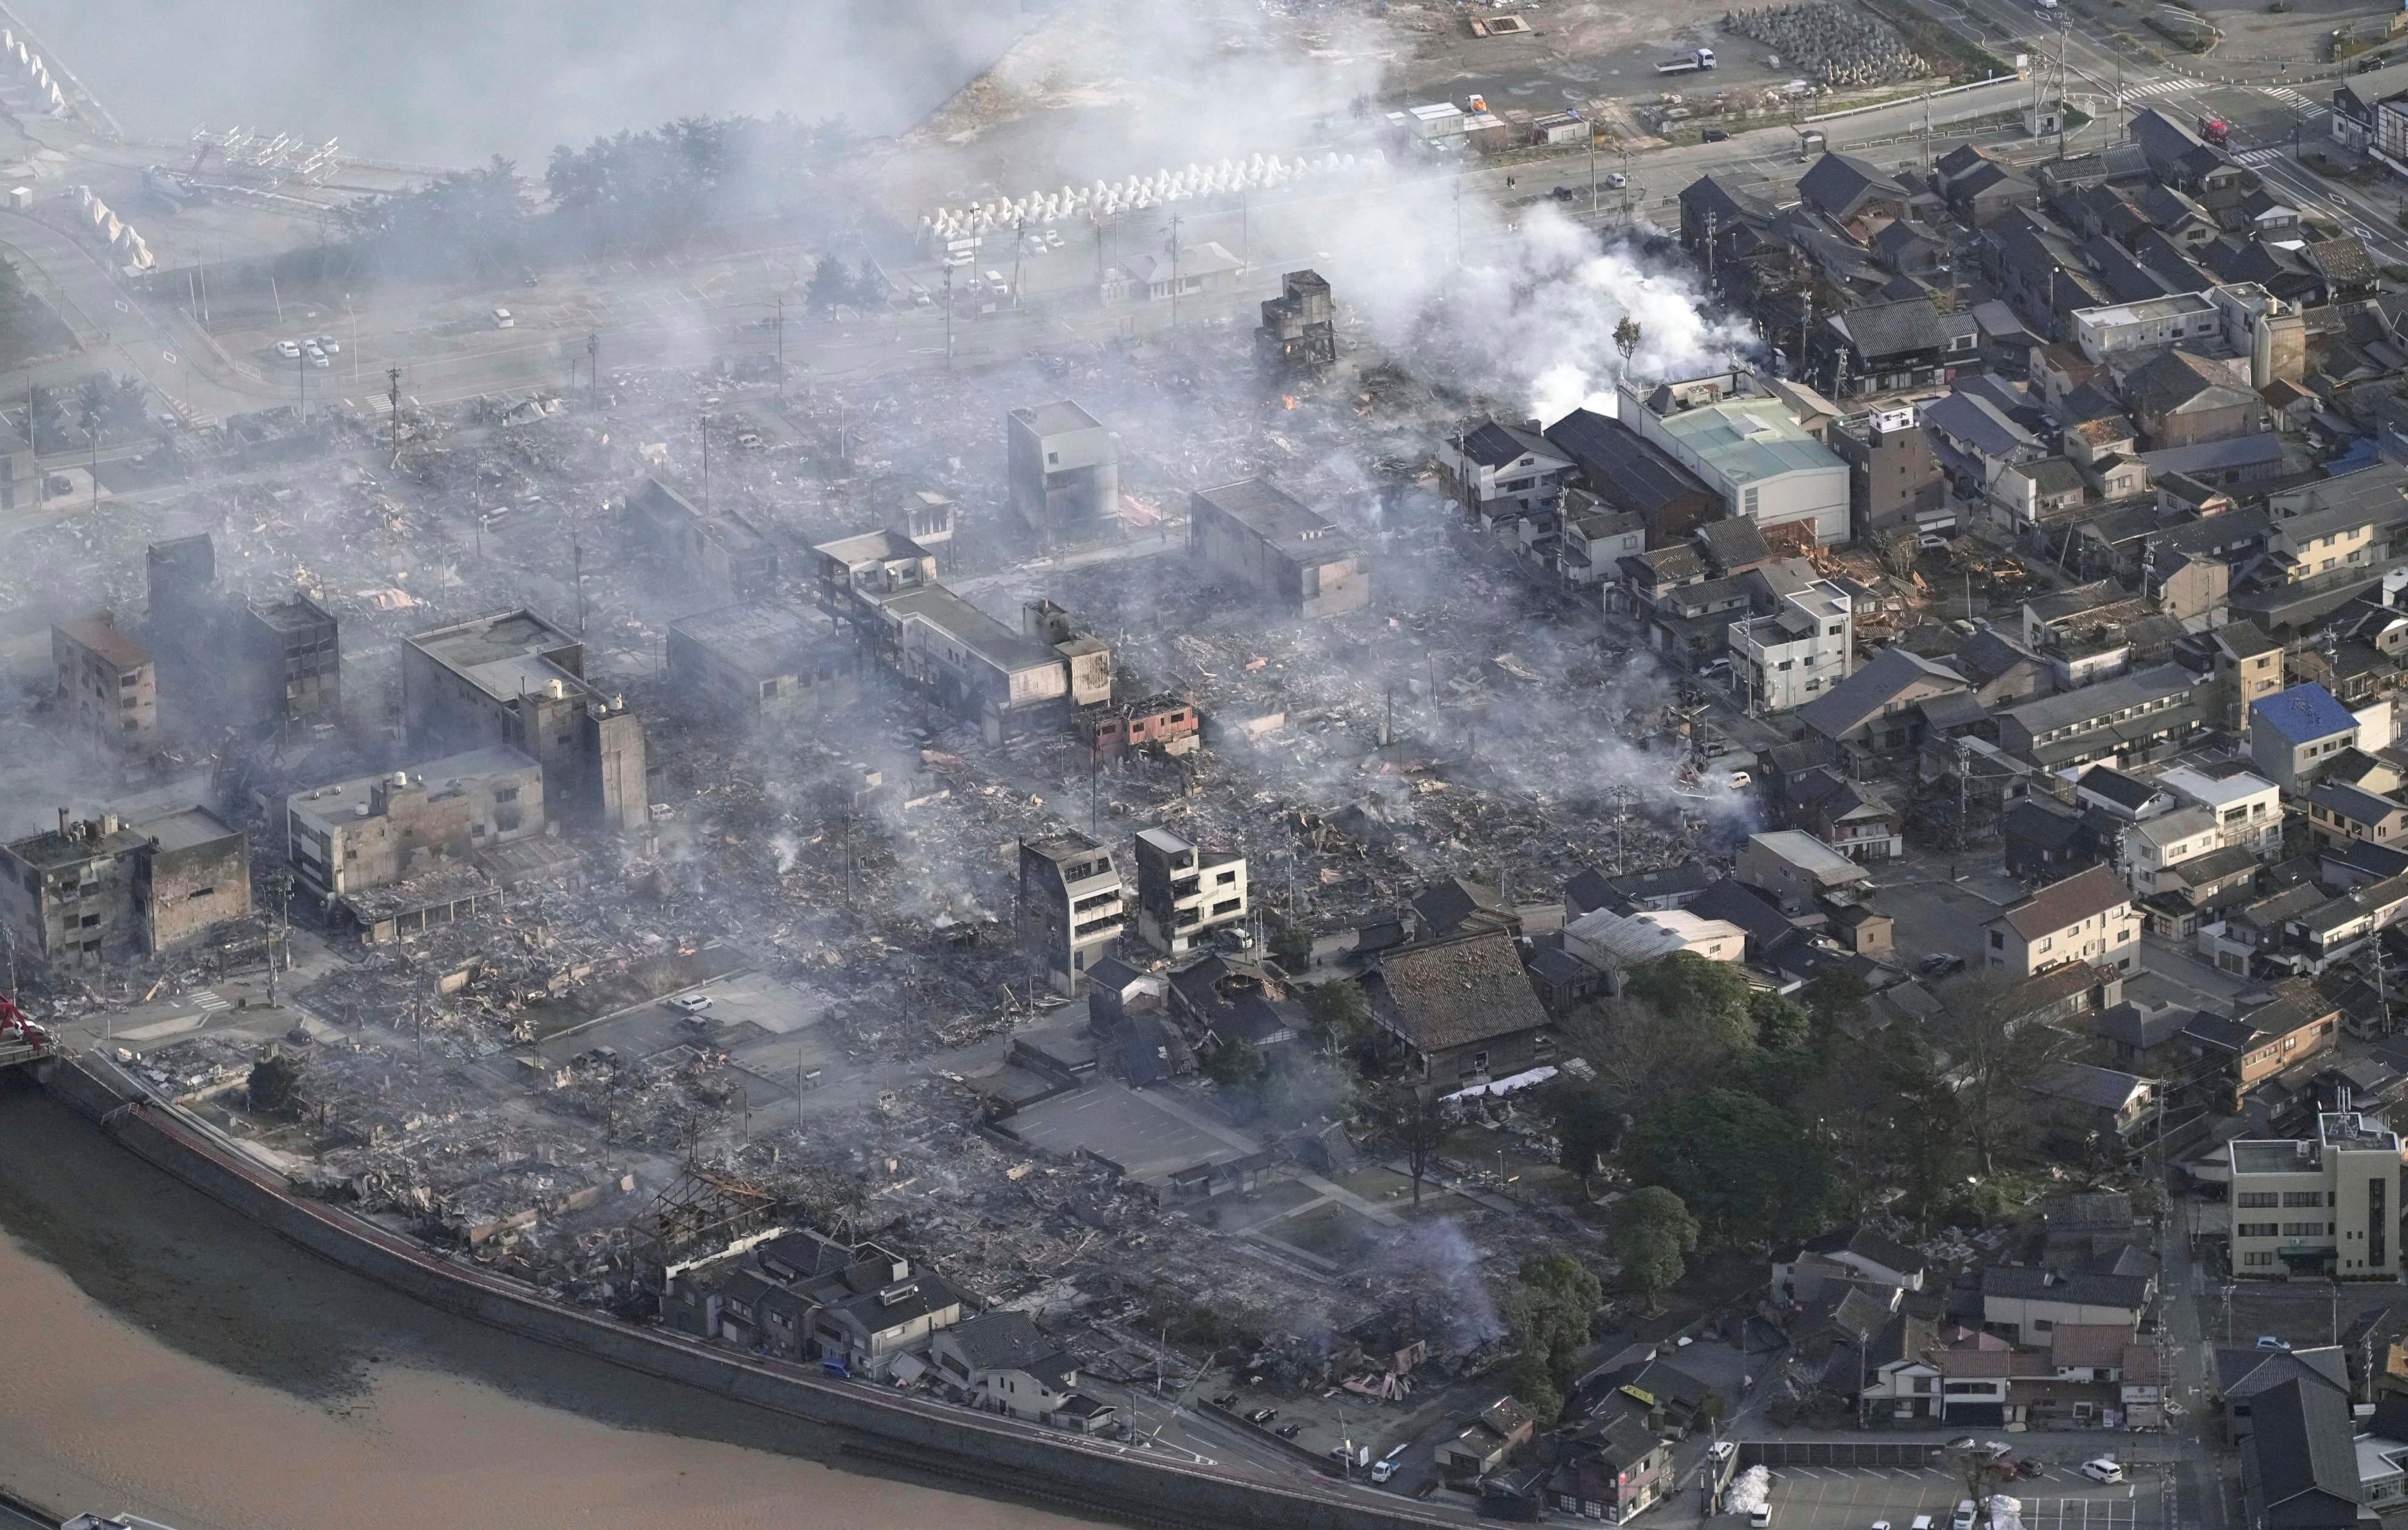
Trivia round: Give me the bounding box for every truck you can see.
[1657,47,1716,73]
[2198,115,2230,147]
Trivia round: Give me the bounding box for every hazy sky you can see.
[12,0,1034,166]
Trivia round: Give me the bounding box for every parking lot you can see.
[1764,1463,2159,1530]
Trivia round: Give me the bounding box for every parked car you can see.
[492,306,514,329]
[274,339,301,359]
[668,995,713,1014]
[1606,171,1628,188]
[1918,533,1950,551]
[1920,953,1967,977]
[1370,1458,1398,1484]
[1952,1503,1978,1530]
[1209,1393,1237,1409]
[1751,1509,1771,1529]
[1247,1407,1278,1426]
[1550,185,1575,201]
[2257,1335,2290,1350]
[1702,127,1730,142]
[316,334,341,354]
[2081,1460,2124,1485]
[1274,1422,1302,1439]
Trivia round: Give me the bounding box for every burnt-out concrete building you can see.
[52,611,157,749]
[1006,401,1120,545]
[0,805,249,969]
[1256,269,1336,373]
[1134,827,1248,956]
[1189,479,1370,619]
[144,533,340,729]
[1019,830,1125,995]
[667,602,857,723]
[402,610,649,833]
[285,746,547,904]
[628,477,780,602]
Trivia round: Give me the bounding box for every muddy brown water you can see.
[0,1081,1097,1529]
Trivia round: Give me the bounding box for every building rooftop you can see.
[2075,290,2217,328]
[1192,478,1358,562]
[1010,400,1106,437]
[1651,397,1842,486]
[3,816,150,870]
[1995,863,2130,942]
[55,611,150,670]
[289,746,541,838]
[813,527,932,567]
[408,609,595,706]
[877,584,1061,674]
[129,805,240,855]
[668,601,836,676]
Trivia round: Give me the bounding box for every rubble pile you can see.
[1720,4,1929,87]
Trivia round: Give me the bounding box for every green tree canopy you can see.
[1551,1080,1620,1184]
[1612,1186,1699,1308]
[1623,1087,1838,1245]
[1503,1251,1602,1423]
[1749,989,1812,1052]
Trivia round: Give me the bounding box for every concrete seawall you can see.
[43,1057,1459,1530]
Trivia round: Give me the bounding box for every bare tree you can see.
[1933,974,2075,1176]
[1383,1078,1444,1207]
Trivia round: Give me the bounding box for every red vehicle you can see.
[2198,115,2231,147]
[0,992,52,1051]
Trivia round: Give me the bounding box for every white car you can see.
[492,306,514,329]
[1751,1510,1771,1530]
[316,334,341,354]
[1606,171,1628,188]
[2080,1460,2123,1485]
[274,339,301,359]
[1370,1458,1397,1484]
[667,994,713,1015]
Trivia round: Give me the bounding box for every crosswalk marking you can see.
[2124,78,2193,99]
[2235,148,2282,166]
[192,989,231,1013]
[2261,86,2316,109]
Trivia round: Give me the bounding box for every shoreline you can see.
[33,1053,1456,1530]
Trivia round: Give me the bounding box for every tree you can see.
[1623,952,1755,1052]
[1551,1080,1620,1190]
[1204,1038,1263,1091]
[1952,1444,2015,1530]
[1933,975,2072,1174]
[806,256,854,310]
[246,1049,304,1117]
[1749,989,1812,1052]
[1612,1186,1699,1310]
[849,259,887,308]
[1308,978,1371,1052]
[1503,1251,1602,1423]
[1799,966,1872,1052]
[1612,315,1643,368]
[1381,1078,1446,1207]
[1623,1088,1838,1246]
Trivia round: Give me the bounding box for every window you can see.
[495,787,520,804]
[2237,1192,2280,1208]
[2237,1222,2279,1237]
[2282,1222,2329,1237]
[1742,488,1759,515]
[2244,1251,2274,1267]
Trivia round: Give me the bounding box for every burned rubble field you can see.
[10,317,1737,1389]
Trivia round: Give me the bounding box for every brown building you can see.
[52,611,157,748]
[402,609,649,833]
[285,746,546,904]
[1189,479,1370,619]
[146,533,340,730]
[0,805,249,969]
[1832,407,1948,541]
[1256,268,1336,372]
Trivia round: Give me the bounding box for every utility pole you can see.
[586,333,598,408]
[1620,147,1632,224]
[387,367,401,458]
[1168,212,1184,330]
[572,521,586,637]
[942,264,955,371]
[1588,130,1598,216]
[1011,220,1027,310]
[773,297,784,395]
[297,348,306,425]
[700,413,709,513]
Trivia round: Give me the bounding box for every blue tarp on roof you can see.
[2250,682,2358,746]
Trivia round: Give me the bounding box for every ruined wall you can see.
[140,831,252,954]
[49,1057,1464,1530]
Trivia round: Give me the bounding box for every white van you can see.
[492,306,515,329]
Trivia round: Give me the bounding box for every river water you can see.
[0,1083,1096,1530]
[5,0,1032,166]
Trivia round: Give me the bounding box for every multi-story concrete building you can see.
[145,533,340,729]
[1189,478,1370,619]
[1730,577,1853,713]
[1255,268,1336,373]
[285,746,546,904]
[1832,405,1949,541]
[0,806,250,969]
[813,529,941,625]
[2157,762,2284,856]
[402,609,648,832]
[627,476,780,602]
[1132,827,1248,955]
[2227,1111,2402,1279]
[666,603,856,723]
[1006,401,1120,545]
[52,611,157,748]
[1018,831,1124,995]
[1985,863,2141,976]
[2251,683,2361,794]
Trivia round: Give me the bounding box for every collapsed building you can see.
[1256,268,1337,373]
[284,746,548,907]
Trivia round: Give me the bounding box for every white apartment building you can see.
[1731,578,1854,713]
[2155,762,2284,856]
[2227,1111,2403,1279]
[1618,386,1851,545]
[1132,827,1248,955]
[2122,805,2222,899]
